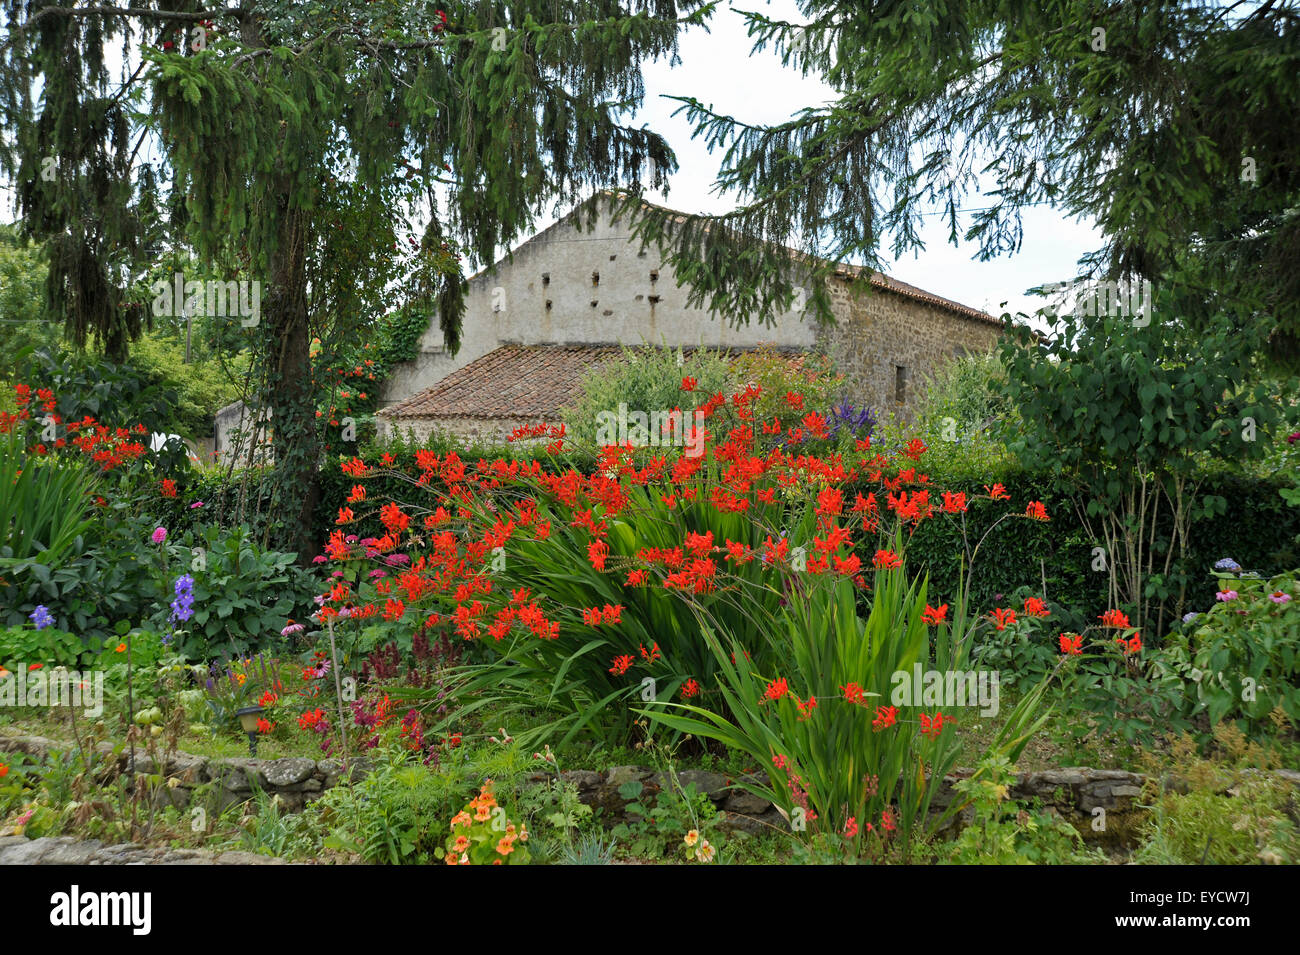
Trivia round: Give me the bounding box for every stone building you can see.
[214,194,999,456]
[374,193,1000,444]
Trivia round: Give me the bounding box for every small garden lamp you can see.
[235,705,265,757]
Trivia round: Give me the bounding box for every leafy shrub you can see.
[1164,565,1300,734]
[939,754,1107,864]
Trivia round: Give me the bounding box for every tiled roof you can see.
[379,344,809,420]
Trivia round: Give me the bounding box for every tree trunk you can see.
[265,195,321,562]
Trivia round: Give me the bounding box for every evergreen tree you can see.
[622,1,1300,368]
[2,1,712,555]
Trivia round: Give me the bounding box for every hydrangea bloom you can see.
[1214,557,1241,572]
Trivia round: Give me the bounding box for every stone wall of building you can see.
[380,197,1001,433]
[816,279,1001,419]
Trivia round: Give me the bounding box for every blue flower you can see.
[1214,558,1241,572]
[1182,611,1201,624]
[29,605,54,630]
[169,574,196,625]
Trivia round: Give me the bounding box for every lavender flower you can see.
[29,605,54,630]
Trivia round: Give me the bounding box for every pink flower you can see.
[1215,590,1238,602]
[190,501,204,509]
[151,527,167,545]
[1270,591,1292,604]
[312,555,327,564]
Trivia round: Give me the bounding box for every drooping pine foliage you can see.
[620,1,1300,368]
[2,0,714,554]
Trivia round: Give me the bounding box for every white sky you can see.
[3,1,1105,326]
[602,0,1104,323]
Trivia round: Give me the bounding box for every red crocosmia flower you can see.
[1022,596,1050,617]
[872,549,902,570]
[784,391,804,410]
[762,535,790,564]
[903,438,927,461]
[347,484,366,503]
[336,506,354,524]
[1099,609,1130,628]
[841,682,868,705]
[681,376,697,392]
[920,711,952,738]
[1059,633,1084,655]
[582,606,603,626]
[681,678,700,699]
[625,569,648,587]
[685,530,714,558]
[608,654,634,676]
[1117,633,1142,655]
[795,695,817,720]
[941,491,967,513]
[160,478,177,498]
[763,677,789,702]
[256,718,274,734]
[922,603,948,625]
[833,553,861,576]
[604,604,624,625]
[1025,500,1050,521]
[991,607,1017,630]
[872,705,898,730]
[587,538,609,571]
[638,640,659,662]
[816,487,843,516]
[984,483,1011,501]
[379,502,410,534]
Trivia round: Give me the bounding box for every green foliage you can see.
[0,428,97,573]
[647,554,1052,857]
[1164,567,1300,735]
[609,777,723,862]
[0,624,84,669]
[0,226,58,382]
[996,304,1282,635]
[176,524,312,661]
[130,330,248,439]
[940,754,1107,865]
[561,345,733,449]
[624,3,1300,374]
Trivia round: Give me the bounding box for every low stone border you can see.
[4,731,1295,847]
[0,835,287,865]
[0,732,371,812]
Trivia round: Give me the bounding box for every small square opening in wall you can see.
[542,273,550,286]
[894,364,908,404]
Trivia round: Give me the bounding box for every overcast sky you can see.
[3,2,1104,325]
[603,0,1104,323]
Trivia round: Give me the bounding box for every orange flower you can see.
[1022,596,1050,617]
[991,607,1017,630]
[1025,500,1049,521]
[1099,609,1130,628]
[872,549,902,569]
[1059,633,1083,655]
[608,654,634,676]
[115,642,127,653]
[922,603,948,625]
[984,483,1011,501]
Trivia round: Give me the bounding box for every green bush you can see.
[1164,566,1300,734]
